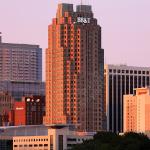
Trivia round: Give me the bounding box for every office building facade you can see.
[0,80,45,101]
[0,92,14,126]
[13,126,94,150]
[12,95,45,126]
[105,64,150,133]
[124,87,150,133]
[0,34,44,103]
[0,92,14,114]
[0,125,94,150]
[0,35,42,82]
[44,3,104,132]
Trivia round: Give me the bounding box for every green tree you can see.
[71,132,150,150]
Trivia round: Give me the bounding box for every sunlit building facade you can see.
[11,95,45,126]
[105,64,150,133]
[124,87,150,133]
[44,3,104,132]
[0,125,95,150]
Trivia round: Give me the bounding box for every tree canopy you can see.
[71,132,150,150]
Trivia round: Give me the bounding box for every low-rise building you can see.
[12,96,45,126]
[0,125,95,150]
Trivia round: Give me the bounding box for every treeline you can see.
[71,132,150,150]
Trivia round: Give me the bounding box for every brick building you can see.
[11,96,45,126]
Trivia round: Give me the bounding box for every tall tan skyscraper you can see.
[44,3,104,132]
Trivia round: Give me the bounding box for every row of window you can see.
[14,144,48,147]
[14,138,48,142]
[109,69,150,75]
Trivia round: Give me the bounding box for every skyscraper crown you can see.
[56,3,92,18]
[57,3,73,18]
[76,5,92,13]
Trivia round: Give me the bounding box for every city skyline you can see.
[1,0,150,81]
[1,1,150,149]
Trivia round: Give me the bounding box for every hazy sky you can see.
[0,0,150,79]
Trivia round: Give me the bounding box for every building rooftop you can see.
[105,64,150,70]
[0,124,96,139]
[56,3,92,18]
[0,34,40,49]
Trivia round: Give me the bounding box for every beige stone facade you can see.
[12,125,94,150]
[124,87,150,133]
